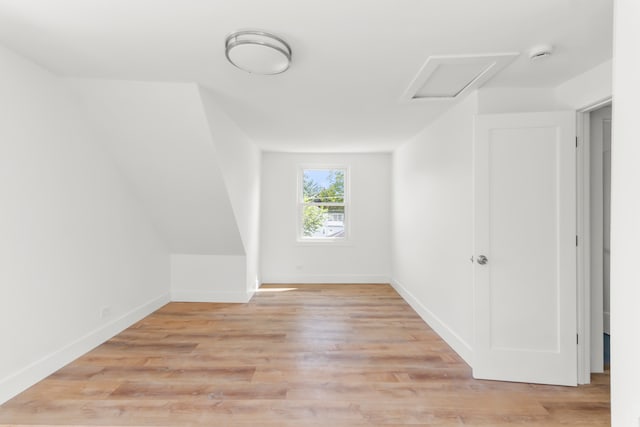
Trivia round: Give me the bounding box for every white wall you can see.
[478,87,563,114]
[199,88,262,294]
[171,255,248,302]
[555,59,612,109]
[68,80,245,255]
[610,0,640,424]
[480,60,612,115]
[391,93,478,364]
[0,45,170,404]
[260,153,391,284]
[68,81,261,302]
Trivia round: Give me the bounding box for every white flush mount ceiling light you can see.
[225,30,292,75]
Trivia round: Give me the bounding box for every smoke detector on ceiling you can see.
[529,44,554,61]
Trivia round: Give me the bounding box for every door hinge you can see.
[576,136,578,147]
[576,235,579,246]
[577,334,579,344]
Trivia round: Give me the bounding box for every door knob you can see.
[477,255,488,265]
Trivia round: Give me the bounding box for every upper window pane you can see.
[303,169,345,203]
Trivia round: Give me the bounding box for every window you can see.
[298,167,348,240]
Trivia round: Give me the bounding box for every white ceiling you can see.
[0,0,613,152]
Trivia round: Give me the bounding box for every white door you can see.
[473,111,577,386]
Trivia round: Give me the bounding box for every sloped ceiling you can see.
[0,0,613,152]
[68,79,245,255]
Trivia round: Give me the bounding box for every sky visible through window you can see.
[304,169,334,190]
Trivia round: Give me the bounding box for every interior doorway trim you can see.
[576,96,612,385]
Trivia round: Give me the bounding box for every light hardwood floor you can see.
[0,284,610,426]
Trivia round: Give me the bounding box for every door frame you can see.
[576,96,612,384]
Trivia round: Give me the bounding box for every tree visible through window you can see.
[300,168,347,239]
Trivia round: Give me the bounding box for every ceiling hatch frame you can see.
[401,52,520,102]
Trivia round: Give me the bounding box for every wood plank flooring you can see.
[0,284,610,426]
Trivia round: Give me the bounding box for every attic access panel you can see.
[402,53,519,102]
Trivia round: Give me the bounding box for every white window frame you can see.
[297,165,350,243]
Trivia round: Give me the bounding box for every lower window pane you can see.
[302,205,345,238]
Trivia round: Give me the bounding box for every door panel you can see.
[473,112,577,386]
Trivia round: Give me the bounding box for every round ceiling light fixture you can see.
[225,30,292,75]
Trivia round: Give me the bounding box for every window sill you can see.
[295,238,353,247]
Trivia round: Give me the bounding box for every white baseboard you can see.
[171,290,252,303]
[390,279,473,366]
[604,311,610,335]
[0,292,170,405]
[261,274,390,284]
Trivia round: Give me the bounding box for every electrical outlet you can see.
[100,306,111,319]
